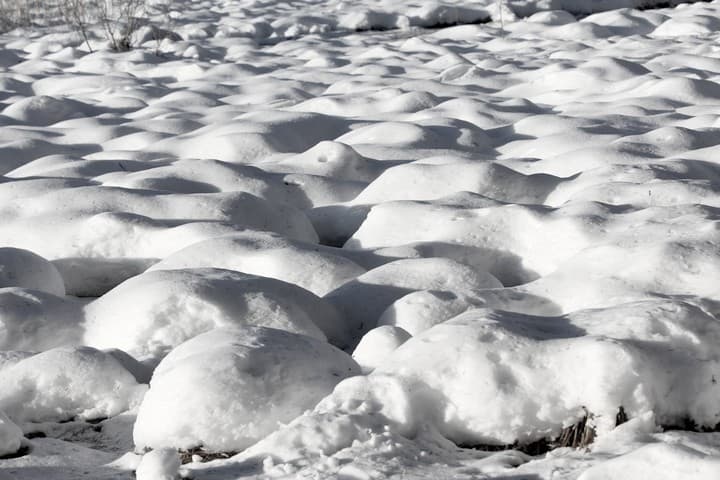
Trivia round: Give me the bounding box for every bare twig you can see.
[97,0,146,51]
[59,0,95,52]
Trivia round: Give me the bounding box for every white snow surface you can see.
[0,248,65,296]
[1,0,720,479]
[0,346,146,423]
[134,449,181,480]
[133,327,360,452]
[0,411,23,457]
[0,287,83,351]
[84,268,335,362]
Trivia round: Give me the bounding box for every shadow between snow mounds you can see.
[334,240,544,288]
[256,12,491,47]
[0,445,30,460]
[470,307,587,340]
[52,257,158,297]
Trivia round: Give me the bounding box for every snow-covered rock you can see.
[133,327,360,452]
[135,449,181,480]
[241,299,720,465]
[239,374,421,462]
[0,346,146,423]
[325,258,502,343]
[377,289,487,335]
[84,268,336,362]
[369,302,720,445]
[352,160,562,205]
[352,325,411,373]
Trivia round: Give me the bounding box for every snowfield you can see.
[1,0,720,478]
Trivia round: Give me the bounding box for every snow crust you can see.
[351,324,411,373]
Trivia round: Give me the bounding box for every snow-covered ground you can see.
[1,0,720,478]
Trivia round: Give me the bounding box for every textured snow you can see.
[0,346,146,423]
[133,327,360,452]
[84,268,334,361]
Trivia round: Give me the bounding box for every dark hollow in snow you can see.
[0,445,30,460]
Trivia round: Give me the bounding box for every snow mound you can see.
[0,247,65,296]
[152,111,349,165]
[0,346,146,423]
[0,351,33,372]
[377,289,487,335]
[526,10,576,26]
[579,8,663,36]
[1,95,95,126]
[578,442,720,480]
[245,299,720,463]
[352,160,561,204]
[652,14,720,37]
[516,212,720,314]
[149,231,366,297]
[0,288,83,351]
[291,88,442,117]
[260,141,382,183]
[346,200,591,284]
[640,77,720,104]
[0,187,318,261]
[135,449,181,480]
[84,268,336,362]
[352,325,411,373]
[336,119,491,152]
[133,327,360,452]
[95,157,362,210]
[0,411,23,457]
[370,302,720,445]
[239,374,420,463]
[324,258,502,343]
